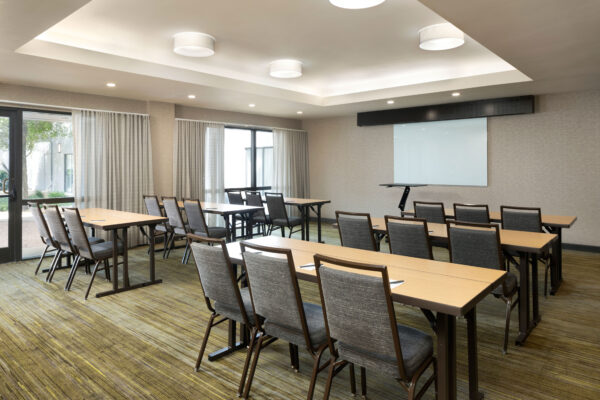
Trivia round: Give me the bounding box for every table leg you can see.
[317,204,323,244]
[122,227,129,288]
[531,256,541,325]
[112,229,119,291]
[149,224,156,282]
[208,263,247,361]
[436,312,457,400]
[223,215,233,242]
[550,227,563,295]
[516,251,532,345]
[466,307,484,400]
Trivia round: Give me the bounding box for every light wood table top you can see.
[372,218,557,254]
[168,201,264,215]
[227,236,505,317]
[403,209,577,228]
[79,208,168,230]
[283,197,331,206]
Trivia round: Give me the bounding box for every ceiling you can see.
[1,0,599,118]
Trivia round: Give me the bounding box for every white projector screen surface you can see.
[393,118,488,186]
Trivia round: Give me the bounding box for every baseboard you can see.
[563,243,600,253]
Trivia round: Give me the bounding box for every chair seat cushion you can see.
[155,224,168,233]
[265,302,327,349]
[174,227,187,235]
[271,216,303,228]
[215,287,259,325]
[90,241,124,259]
[88,236,104,245]
[192,226,228,239]
[493,271,518,297]
[338,324,433,380]
[252,213,270,224]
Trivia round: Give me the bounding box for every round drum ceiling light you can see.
[173,32,215,57]
[419,23,465,51]
[269,59,303,79]
[329,0,386,9]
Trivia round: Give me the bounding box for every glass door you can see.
[0,110,20,262]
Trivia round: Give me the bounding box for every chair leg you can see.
[182,240,190,264]
[64,255,81,291]
[242,332,266,399]
[164,232,174,259]
[281,226,285,237]
[360,367,367,397]
[503,296,513,355]
[195,313,216,372]
[323,359,336,400]
[307,345,327,400]
[35,245,50,275]
[46,250,63,283]
[349,363,356,395]
[238,326,259,397]
[104,259,111,281]
[84,260,102,300]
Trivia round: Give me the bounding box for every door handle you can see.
[1,178,8,194]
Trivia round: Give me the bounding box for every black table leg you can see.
[550,227,563,295]
[317,204,324,243]
[516,251,533,345]
[466,307,484,399]
[531,256,541,325]
[436,312,457,400]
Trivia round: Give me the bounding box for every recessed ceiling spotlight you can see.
[387,100,395,104]
[187,94,196,99]
[419,23,465,51]
[248,103,256,108]
[452,92,461,97]
[297,111,303,115]
[106,82,116,87]
[329,0,386,9]
[173,32,215,57]
[269,59,302,78]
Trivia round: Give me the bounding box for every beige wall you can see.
[147,101,175,196]
[175,105,302,130]
[303,90,600,246]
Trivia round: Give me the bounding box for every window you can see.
[224,127,273,189]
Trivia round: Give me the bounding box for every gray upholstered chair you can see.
[447,221,519,354]
[143,195,169,255]
[384,216,433,259]
[161,196,188,259]
[245,191,269,236]
[182,199,227,263]
[264,192,304,238]
[453,203,490,224]
[43,205,84,284]
[313,254,436,400]
[62,208,123,299]
[413,201,446,224]
[227,191,247,239]
[501,205,553,297]
[188,234,259,396]
[335,211,377,251]
[28,202,60,275]
[240,242,329,400]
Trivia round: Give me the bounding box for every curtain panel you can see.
[72,110,154,246]
[272,128,310,198]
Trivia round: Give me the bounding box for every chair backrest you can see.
[143,195,163,217]
[43,205,75,253]
[500,206,542,233]
[162,196,186,230]
[189,234,250,326]
[335,211,376,251]
[240,241,312,348]
[245,191,266,218]
[227,191,244,205]
[413,201,446,224]
[453,203,490,224]
[62,208,94,259]
[384,216,432,259]
[314,254,407,381]
[265,192,288,222]
[183,199,209,235]
[447,221,503,270]
[28,202,54,246]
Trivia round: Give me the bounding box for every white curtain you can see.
[173,120,225,226]
[72,110,153,246]
[272,128,310,198]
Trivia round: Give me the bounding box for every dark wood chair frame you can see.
[313,254,437,400]
[28,202,60,276]
[384,215,433,260]
[335,210,379,251]
[43,205,84,285]
[239,241,330,400]
[446,220,519,353]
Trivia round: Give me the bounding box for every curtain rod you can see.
[0,99,149,117]
[175,117,305,133]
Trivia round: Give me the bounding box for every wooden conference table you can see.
[371,218,557,345]
[79,208,168,298]
[224,236,506,400]
[404,209,576,295]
